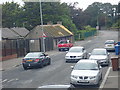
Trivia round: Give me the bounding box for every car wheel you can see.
[40,63,44,68]
[48,59,51,65]
[23,66,28,70]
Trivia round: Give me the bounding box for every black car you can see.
[22,52,51,70]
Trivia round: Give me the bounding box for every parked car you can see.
[65,46,88,62]
[89,48,110,66]
[70,60,102,86]
[104,40,116,51]
[22,52,51,70]
[57,40,73,51]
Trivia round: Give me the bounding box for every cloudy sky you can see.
[0,0,119,10]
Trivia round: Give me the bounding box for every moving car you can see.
[22,52,51,70]
[89,48,110,66]
[104,40,116,51]
[57,40,73,51]
[70,60,102,86]
[65,46,87,62]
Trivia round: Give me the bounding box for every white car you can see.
[104,40,116,51]
[89,48,110,66]
[70,60,102,86]
[65,46,88,62]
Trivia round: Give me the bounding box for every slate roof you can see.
[26,24,73,39]
[11,27,29,37]
[2,28,19,39]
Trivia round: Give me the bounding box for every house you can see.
[1,28,29,61]
[11,27,29,37]
[25,24,74,52]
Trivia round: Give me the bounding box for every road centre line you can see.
[2,79,8,83]
[99,67,112,89]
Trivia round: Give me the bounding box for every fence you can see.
[75,30,97,40]
[2,37,54,60]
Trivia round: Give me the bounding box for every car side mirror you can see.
[71,66,74,69]
[89,53,91,55]
[99,66,102,69]
[66,51,68,53]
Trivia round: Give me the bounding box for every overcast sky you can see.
[0,0,119,10]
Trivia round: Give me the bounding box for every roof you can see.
[2,28,19,39]
[77,59,97,63]
[11,27,29,37]
[26,24,73,39]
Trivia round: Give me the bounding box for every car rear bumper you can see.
[22,62,41,68]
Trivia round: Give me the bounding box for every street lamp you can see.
[39,0,45,52]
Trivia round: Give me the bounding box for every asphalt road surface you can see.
[2,30,118,88]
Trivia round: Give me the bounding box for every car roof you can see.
[77,59,97,64]
[92,48,106,50]
[70,46,84,49]
[28,52,43,54]
[106,40,115,42]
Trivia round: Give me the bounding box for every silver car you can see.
[104,40,116,51]
[65,46,88,62]
[70,60,102,86]
[89,48,110,66]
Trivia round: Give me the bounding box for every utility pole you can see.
[39,0,45,52]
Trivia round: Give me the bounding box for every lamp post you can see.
[39,0,45,52]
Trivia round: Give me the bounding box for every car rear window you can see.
[58,40,68,44]
[25,53,42,58]
[105,41,115,44]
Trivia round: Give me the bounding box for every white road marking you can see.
[7,78,19,83]
[99,67,112,88]
[2,79,8,83]
[88,40,91,42]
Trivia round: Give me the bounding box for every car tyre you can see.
[48,59,51,65]
[23,66,28,70]
[40,63,44,68]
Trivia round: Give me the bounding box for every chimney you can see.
[57,21,62,25]
[47,21,53,25]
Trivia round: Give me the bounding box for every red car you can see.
[57,40,73,51]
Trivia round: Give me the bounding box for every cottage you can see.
[25,24,74,52]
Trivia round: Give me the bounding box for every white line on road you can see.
[7,78,19,83]
[99,67,112,88]
[2,79,8,83]
[88,40,91,42]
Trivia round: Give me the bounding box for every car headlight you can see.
[89,76,96,79]
[71,75,78,79]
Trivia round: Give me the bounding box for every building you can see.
[25,24,74,52]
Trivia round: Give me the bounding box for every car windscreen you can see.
[69,48,82,52]
[58,40,67,44]
[91,50,106,55]
[74,62,98,70]
[25,53,42,58]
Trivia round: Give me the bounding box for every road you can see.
[2,30,118,88]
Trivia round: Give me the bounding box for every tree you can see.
[2,2,22,28]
